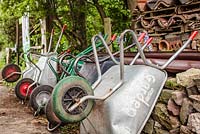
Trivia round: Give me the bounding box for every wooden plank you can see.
[104,18,112,51]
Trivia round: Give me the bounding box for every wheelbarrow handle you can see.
[146,37,153,45]
[48,28,55,53]
[190,31,198,40]
[91,34,119,89]
[26,50,42,80]
[91,32,147,89]
[138,33,146,42]
[62,24,67,32]
[158,31,198,69]
[111,33,117,42]
[99,32,147,63]
[88,33,117,57]
[130,37,153,65]
[55,24,67,53]
[58,53,76,76]
[73,55,96,78]
[134,30,198,70]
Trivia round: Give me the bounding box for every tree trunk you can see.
[43,0,55,52]
[92,0,107,23]
[69,0,87,50]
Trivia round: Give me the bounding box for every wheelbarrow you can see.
[29,33,111,115]
[45,32,150,131]
[0,26,57,84]
[14,24,67,101]
[72,32,148,85]
[43,33,119,131]
[0,52,38,83]
[51,29,197,134]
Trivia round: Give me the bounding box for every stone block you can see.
[154,127,169,134]
[165,78,179,90]
[169,116,180,129]
[169,128,180,134]
[193,78,200,91]
[176,68,200,87]
[171,90,187,106]
[187,113,200,134]
[167,99,180,116]
[158,89,173,104]
[180,98,193,125]
[143,118,154,134]
[152,103,171,130]
[180,125,194,134]
[186,86,199,96]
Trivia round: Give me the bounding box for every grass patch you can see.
[60,123,80,134]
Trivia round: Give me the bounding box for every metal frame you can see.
[68,29,198,112]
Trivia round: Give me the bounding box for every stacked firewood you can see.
[142,68,200,134]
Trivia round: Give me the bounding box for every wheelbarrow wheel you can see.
[30,85,53,113]
[52,76,94,123]
[15,78,36,100]
[2,63,21,83]
[45,99,62,132]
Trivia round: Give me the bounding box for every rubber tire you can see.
[52,76,94,123]
[45,98,62,126]
[15,78,36,100]
[2,63,21,83]
[30,85,53,113]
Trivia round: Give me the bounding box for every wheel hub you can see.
[62,87,88,115]
[5,67,18,80]
[19,82,32,96]
[36,91,51,106]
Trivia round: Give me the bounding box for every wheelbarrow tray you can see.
[79,60,117,85]
[80,64,167,134]
[36,54,57,87]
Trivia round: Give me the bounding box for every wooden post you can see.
[6,48,11,64]
[104,18,112,51]
[15,20,19,65]
[22,13,30,63]
[40,18,47,53]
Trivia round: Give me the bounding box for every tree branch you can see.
[91,0,107,23]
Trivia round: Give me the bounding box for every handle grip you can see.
[138,33,146,42]
[146,37,153,45]
[66,49,71,53]
[189,31,198,40]
[62,24,67,31]
[51,29,54,34]
[111,33,117,42]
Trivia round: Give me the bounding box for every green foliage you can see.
[86,4,104,43]
[99,0,131,32]
[0,0,132,57]
[0,51,6,69]
[0,9,16,50]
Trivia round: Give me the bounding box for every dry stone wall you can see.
[142,68,200,134]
